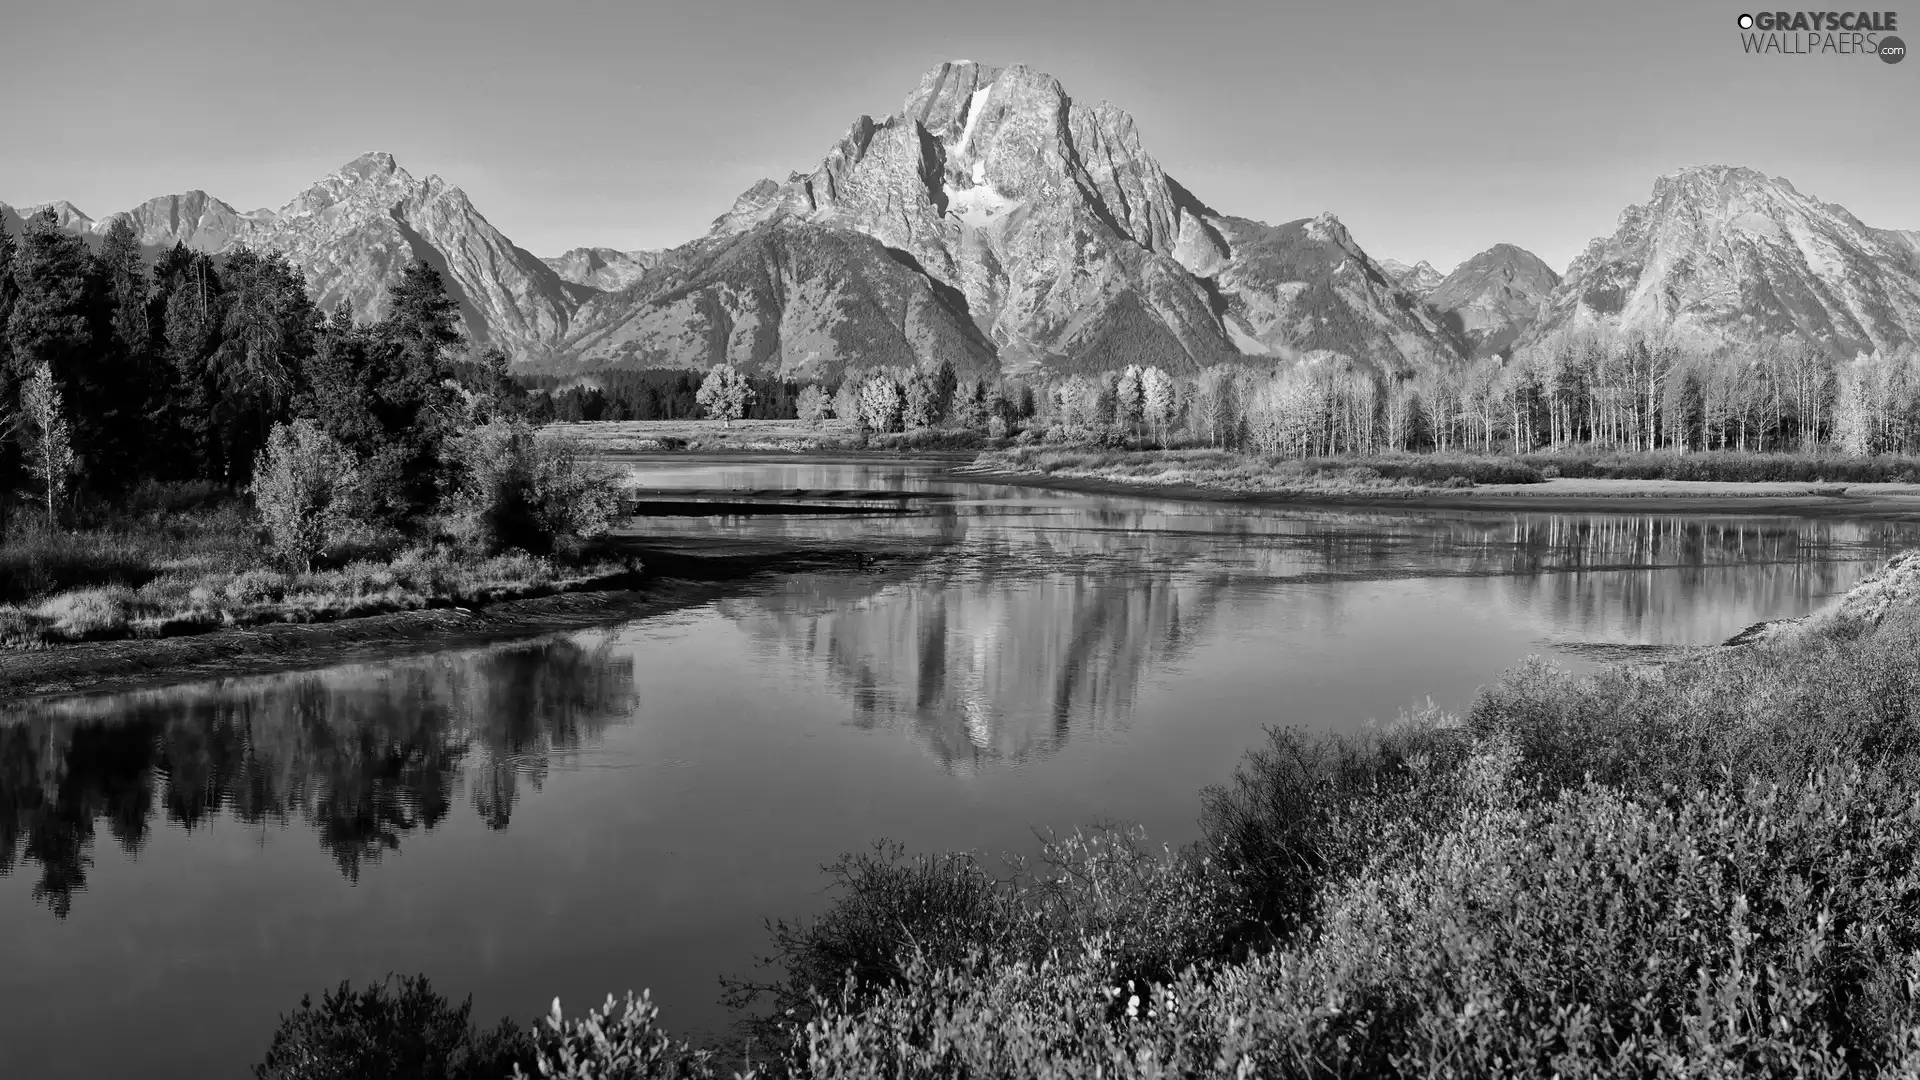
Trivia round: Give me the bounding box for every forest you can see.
[0,208,622,647]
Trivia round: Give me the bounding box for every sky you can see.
[0,0,1911,274]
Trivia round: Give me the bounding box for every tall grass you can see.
[983,446,1541,490]
[1520,449,1920,483]
[0,484,637,648]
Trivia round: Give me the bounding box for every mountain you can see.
[1425,244,1560,359]
[2,64,1463,377]
[543,247,669,292]
[556,60,1467,377]
[1381,258,1445,296]
[257,153,586,356]
[1,154,583,359]
[1879,229,1920,274]
[1525,165,1920,358]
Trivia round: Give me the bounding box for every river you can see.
[4,459,1917,1077]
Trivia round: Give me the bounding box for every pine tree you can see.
[212,247,313,482]
[7,210,94,493]
[96,216,149,355]
[155,247,224,479]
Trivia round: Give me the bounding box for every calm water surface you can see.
[5,461,1919,1077]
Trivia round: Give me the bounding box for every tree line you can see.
[859,333,1920,458]
[518,368,806,423]
[0,207,543,545]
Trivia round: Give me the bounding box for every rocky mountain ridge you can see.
[1522,165,1920,358]
[1425,244,1562,360]
[2,153,580,359]
[6,76,1917,376]
[1381,258,1446,296]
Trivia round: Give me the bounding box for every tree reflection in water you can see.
[0,635,635,917]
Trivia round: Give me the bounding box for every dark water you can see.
[4,461,1919,1078]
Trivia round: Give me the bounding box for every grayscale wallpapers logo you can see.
[1736,10,1905,60]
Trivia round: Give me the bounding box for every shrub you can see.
[1198,711,1473,950]
[514,993,723,1080]
[252,420,365,573]
[442,421,622,556]
[35,585,134,640]
[253,974,533,1080]
[528,435,624,555]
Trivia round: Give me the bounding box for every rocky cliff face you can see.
[1,64,1469,376]
[1526,166,1920,358]
[1380,258,1445,296]
[556,61,1463,377]
[250,153,585,356]
[16,81,1913,376]
[1425,244,1560,359]
[2,154,582,359]
[543,247,669,292]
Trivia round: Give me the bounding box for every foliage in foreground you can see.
[254,975,534,1080]
[259,559,1920,1077]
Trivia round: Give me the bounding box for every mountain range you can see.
[3,61,1917,377]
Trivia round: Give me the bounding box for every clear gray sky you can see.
[1,0,1910,273]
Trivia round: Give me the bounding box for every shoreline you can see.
[13,456,1919,703]
[959,466,1920,517]
[0,542,900,705]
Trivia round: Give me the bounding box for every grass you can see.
[548,420,996,456]
[259,546,1919,1078]
[0,491,638,649]
[550,419,861,455]
[976,446,1531,493]
[1519,448,1920,483]
[980,445,1920,494]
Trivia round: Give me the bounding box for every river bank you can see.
[962,460,1920,516]
[0,541,908,703]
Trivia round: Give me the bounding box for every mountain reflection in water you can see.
[1,501,1912,921]
[712,509,1910,769]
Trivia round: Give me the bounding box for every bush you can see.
[252,420,366,573]
[442,421,622,556]
[35,586,134,640]
[515,993,723,1080]
[253,974,533,1080]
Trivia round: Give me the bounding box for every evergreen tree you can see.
[96,216,149,356]
[296,308,382,454]
[88,215,156,485]
[153,246,224,479]
[7,210,95,491]
[364,260,466,520]
[211,247,312,483]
